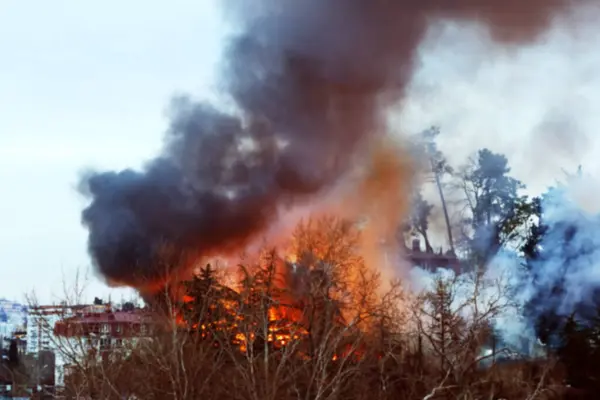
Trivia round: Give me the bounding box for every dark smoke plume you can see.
[80,0,587,289]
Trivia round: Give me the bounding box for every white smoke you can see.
[408,251,540,356]
[523,171,600,317]
[408,170,600,357]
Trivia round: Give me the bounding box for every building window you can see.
[101,323,110,333]
[115,324,122,333]
[100,338,110,349]
[140,324,146,335]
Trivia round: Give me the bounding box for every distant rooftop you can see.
[61,310,153,325]
[404,238,461,273]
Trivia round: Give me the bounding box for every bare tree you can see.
[407,267,563,399]
[26,218,568,399]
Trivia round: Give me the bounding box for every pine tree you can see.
[237,251,286,352]
[423,278,465,374]
[457,148,525,266]
[555,309,600,393]
[557,314,591,388]
[181,264,234,338]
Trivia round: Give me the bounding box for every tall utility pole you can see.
[37,317,42,391]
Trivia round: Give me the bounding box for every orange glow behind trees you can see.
[172,217,396,359]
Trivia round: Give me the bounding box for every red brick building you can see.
[53,309,155,352]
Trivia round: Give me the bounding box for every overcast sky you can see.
[1,2,599,303]
[0,0,225,303]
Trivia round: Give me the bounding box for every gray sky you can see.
[1,2,599,303]
[0,0,225,303]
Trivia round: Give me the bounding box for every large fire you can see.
[175,257,309,352]
[168,219,385,361]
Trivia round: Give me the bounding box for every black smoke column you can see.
[80,0,588,289]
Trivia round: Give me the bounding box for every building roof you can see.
[60,310,153,325]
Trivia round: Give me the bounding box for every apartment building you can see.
[52,307,154,386]
[26,303,108,385]
[53,308,154,351]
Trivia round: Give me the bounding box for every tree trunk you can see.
[440,311,446,374]
[431,159,455,254]
[421,231,433,253]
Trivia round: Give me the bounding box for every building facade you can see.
[53,308,154,350]
[52,307,154,387]
[26,304,108,386]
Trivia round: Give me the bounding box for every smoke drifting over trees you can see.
[79,0,590,288]
[403,135,600,393]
